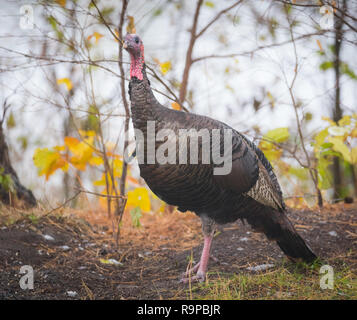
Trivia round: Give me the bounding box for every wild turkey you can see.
[123,34,317,282]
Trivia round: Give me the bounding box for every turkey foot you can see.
[181,255,219,279]
[180,235,214,283]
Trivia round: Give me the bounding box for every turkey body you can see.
[130,76,281,225]
[124,34,316,282]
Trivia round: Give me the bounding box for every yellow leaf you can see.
[55,0,66,7]
[160,61,171,75]
[114,29,120,42]
[267,91,275,108]
[65,136,95,171]
[322,116,336,126]
[89,156,104,166]
[352,147,357,164]
[33,148,67,180]
[159,202,166,213]
[93,176,106,186]
[313,128,329,152]
[127,187,151,212]
[99,258,122,266]
[112,158,124,177]
[258,128,289,162]
[258,141,282,162]
[265,127,290,143]
[64,136,80,149]
[328,137,351,162]
[171,102,181,111]
[70,157,86,171]
[54,145,65,152]
[87,32,104,44]
[126,16,136,34]
[57,78,73,91]
[78,129,96,137]
[338,115,351,127]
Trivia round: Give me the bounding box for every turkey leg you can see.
[180,216,216,283]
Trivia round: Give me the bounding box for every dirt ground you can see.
[0,202,356,299]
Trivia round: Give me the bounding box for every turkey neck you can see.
[128,55,160,131]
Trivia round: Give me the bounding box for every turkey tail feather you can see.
[245,208,317,263]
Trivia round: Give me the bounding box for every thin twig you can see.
[42,191,81,218]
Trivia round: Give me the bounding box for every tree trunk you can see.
[0,125,36,207]
[332,0,346,202]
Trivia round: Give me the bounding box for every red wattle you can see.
[129,46,145,80]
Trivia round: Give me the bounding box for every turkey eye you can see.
[134,37,139,44]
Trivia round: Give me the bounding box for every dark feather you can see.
[128,62,316,263]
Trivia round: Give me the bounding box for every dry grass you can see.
[74,206,203,251]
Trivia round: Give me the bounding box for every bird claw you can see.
[179,271,206,283]
[181,262,200,279]
[180,255,218,283]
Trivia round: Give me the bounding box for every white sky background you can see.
[0,0,356,205]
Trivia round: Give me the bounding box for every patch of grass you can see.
[193,261,357,300]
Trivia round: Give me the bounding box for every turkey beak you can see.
[123,41,128,49]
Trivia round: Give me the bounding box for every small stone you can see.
[66,291,78,297]
[328,231,338,237]
[247,264,275,272]
[43,234,55,241]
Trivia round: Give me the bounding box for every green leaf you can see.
[313,128,329,150]
[319,61,333,71]
[321,142,333,149]
[130,207,142,228]
[305,112,313,121]
[47,15,63,41]
[340,62,357,81]
[6,112,15,129]
[320,149,341,158]
[17,136,28,150]
[204,1,215,8]
[265,127,290,143]
[153,8,162,16]
[317,157,333,190]
[0,172,14,192]
[47,15,58,30]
